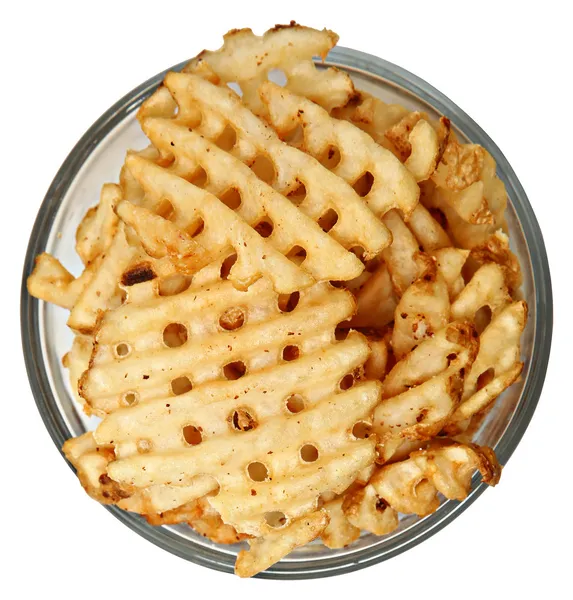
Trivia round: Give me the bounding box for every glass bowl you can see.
[20,46,552,579]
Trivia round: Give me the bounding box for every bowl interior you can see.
[23,48,550,578]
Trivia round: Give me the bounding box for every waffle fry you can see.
[76,183,121,265]
[382,321,478,398]
[259,82,419,219]
[139,118,364,281]
[27,253,94,309]
[343,442,501,534]
[469,230,522,293]
[421,150,508,249]
[140,71,391,259]
[451,263,511,322]
[183,23,354,115]
[381,209,423,295]
[432,247,469,300]
[236,510,329,577]
[407,204,452,251]
[320,497,361,549]
[82,279,356,414]
[26,22,530,577]
[123,154,314,293]
[145,497,249,545]
[373,367,463,463]
[332,93,450,181]
[391,257,451,359]
[351,263,397,329]
[62,334,93,405]
[115,201,214,275]
[444,301,526,434]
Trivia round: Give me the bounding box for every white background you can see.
[2,1,570,598]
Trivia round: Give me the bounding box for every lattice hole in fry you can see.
[264,511,287,528]
[220,253,238,279]
[163,323,188,347]
[171,376,193,395]
[248,461,269,482]
[285,394,305,414]
[223,360,247,380]
[286,182,307,206]
[115,343,130,358]
[219,307,245,331]
[474,305,493,334]
[122,392,138,407]
[182,425,203,445]
[352,421,371,439]
[317,208,338,233]
[219,186,242,210]
[215,124,238,151]
[353,171,374,197]
[282,123,304,146]
[188,217,205,237]
[286,245,307,265]
[155,198,175,220]
[476,368,495,390]
[186,166,208,188]
[254,218,274,238]
[278,291,300,312]
[318,145,341,169]
[230,408,258,432]
[300,444,319,462]
[250,154,276,184]
[282,345,300,361]
[339,373,355,390]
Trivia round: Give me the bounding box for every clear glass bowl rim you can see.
[20,46,553,579]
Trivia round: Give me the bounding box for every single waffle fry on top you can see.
[183,23,355,115]
[81,279,357,414]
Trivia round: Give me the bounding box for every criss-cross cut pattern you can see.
[138,118,364,282]
[81,279,355,414]
[138,71,391,260]
[26,22,527,578]
[181,23,355,115]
